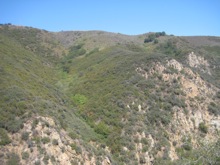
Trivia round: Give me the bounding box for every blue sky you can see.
[0,0,219,36]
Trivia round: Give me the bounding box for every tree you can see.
[144,32,166,43]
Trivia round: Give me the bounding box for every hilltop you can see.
[0,24,220,165]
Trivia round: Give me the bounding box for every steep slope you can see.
[0,26,112,165]
[57,33,220,164]
[0,24,220,165]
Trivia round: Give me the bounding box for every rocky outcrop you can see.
[188,52,211,74]
[135,56,220,163]
[0,116,111,165]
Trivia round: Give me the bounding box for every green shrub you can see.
[0,128,11,145]
[6,153,20,165]
[158,39,183,56]
[141,138,148,145]
[94,122,110,138]
[62,65,70,73]
[199,122,208,134]
[50,155,56,162]
[72,94,87,105]
[66,44,86,59]
[69,132,78,139]
[208,102,220,116]
[16,101,28,110]
[216,91,220,98]
[41,137,50,144]
[75,146,82,154]
[32,136,41,144]
[142,146,148,152]
[32,119,39,129]
[144,34,155,43]
[172,141,177,146]
[43,154,49,164]
[139,155,146,164]
[5,119,23,133]
[144,32,166,43]
[34,160,41,165]
[182,143,192,151]
[21,152,29,160]
[21,132,29,141]
[70,143,77,150]
[154,39,159,44]
[52,139,58,145]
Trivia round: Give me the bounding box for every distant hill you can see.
[0,24,220,165]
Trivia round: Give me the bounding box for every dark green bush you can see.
[144,34,155,43]
[94,122,110,138]
[21,152,29,160]
[158,39,183,56]
[142,146,148,152]
[182,143,192,151]
[144,32,166,43]
[43,154,49,164]
[67,44,86,59]
[208,102,220,116]
[32,119,39,129]
[5,119,23,133]
[139,155,146,164]
[0,128,11,145]
[41,137,50,144]
[71,94,87,105]
[69,132,78,139]
[154,39,159,44]
[52,139,58,145]
[199,122,208,134]
[70,143,77,150]
[62,65,70,73]
[6,153,20,165]
[21,132,29,141]
[75,146,82,154]
[34,160,41,165]
[172,141,177,146]
[216,91,220,98]
[141,138,148,145]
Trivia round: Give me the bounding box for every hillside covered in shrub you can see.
[0,24,220,165]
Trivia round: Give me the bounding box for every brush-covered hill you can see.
[0,24,220,165]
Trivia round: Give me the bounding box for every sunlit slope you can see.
[0,25,220,164]
[0,33,99,141]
